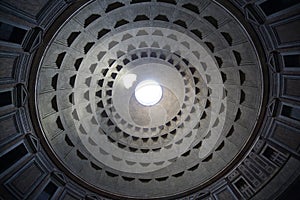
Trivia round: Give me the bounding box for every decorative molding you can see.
[243,4,264,26]
[52,170,67,186]
[23,27,44,53]
[25,133,40,153]
[267,98,278,117]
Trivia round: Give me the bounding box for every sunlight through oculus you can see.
[135,80,162,106]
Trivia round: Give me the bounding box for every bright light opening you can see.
[135,80,162,106]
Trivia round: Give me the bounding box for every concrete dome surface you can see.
[0,0,299,199]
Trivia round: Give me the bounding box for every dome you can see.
[0,0,300,199]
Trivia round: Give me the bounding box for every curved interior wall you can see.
[0,0,299,199]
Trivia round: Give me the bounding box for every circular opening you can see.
[135,80,162,106]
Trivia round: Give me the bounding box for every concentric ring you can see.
[35,0,264,198]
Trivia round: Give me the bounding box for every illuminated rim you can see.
[134,80,163,106]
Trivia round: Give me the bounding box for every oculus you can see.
[135,80,163,106]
